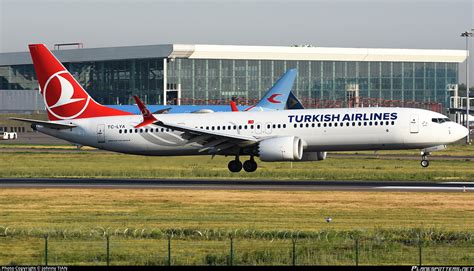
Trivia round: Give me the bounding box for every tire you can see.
[243,160,258,172]
[228,160,242,173]
[420,160,429,168]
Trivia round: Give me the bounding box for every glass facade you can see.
[0,57,458,108]
[0,59,164,105]
[168,59,458,107]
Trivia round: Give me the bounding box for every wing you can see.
[10,117,77,130]
[154,120,258,154]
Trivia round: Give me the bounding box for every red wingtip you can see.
[134,95,157,128]
[230,101,239,112]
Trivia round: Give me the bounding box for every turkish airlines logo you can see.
[43,71,90,120]
[267,94,282,104]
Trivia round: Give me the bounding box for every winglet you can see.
[230,101,239,112]
[133,96,157,128]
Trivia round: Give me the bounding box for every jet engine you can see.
[300,151,327,161]
[258,136,303,161]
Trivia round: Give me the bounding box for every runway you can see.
[0,178,473,192]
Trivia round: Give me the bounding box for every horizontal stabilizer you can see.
[9,117,77,129]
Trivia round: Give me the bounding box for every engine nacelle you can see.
[258,136,303,161]
[300,151,327,161]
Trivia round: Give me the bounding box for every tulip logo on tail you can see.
[43,71,90,120]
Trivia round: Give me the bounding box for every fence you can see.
[0,234,473,266]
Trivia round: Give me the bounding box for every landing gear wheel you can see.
[421,159,429,168]
[243,159,258,172]
[228,160,243,173]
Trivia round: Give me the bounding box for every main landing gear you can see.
[228,156,258,173]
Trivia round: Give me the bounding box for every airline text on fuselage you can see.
[288,112,398,123]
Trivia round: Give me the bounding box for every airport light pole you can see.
[461,31,473,144]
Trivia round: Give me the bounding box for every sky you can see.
[0,0,473,82]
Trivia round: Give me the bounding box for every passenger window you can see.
[217,126,220,130]
[369,122,372,126]
[278,124,281,128]
[323,123,327,127]
[119,130,122,134]
[250,125,254,129]
[329,123,332,127]
[311,123,315,128]
[123,130,127,134]
[212,126,215,130]
[346,123,349,127]
[352,122,355,126]
[363,122,367,126]
[358,122,361,126]
[391,121,395,125]
[306,123,309,128]
[244,125,248,129]
[318,123,321,127]
[257,125,261,129]
[238,125,242,130]
[385,121,389,125]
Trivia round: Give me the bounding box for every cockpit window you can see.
[432,118,452,124]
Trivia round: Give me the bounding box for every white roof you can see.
[0,44,467,66]
[170,44,467,63]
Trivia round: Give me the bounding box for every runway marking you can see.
[376,186,474,191]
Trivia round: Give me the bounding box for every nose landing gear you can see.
[419,145,447,168]
[420,151,430,168]
[420,156,430,168]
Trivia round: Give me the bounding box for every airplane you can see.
[106,69,304,114]
[11,44,469,173]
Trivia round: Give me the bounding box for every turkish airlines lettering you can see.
[12,44,469,172]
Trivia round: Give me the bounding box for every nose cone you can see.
[454,123,469,141]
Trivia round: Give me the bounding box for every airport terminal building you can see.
[0,44,467,112]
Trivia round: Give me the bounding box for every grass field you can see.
[1,148,474,181]
[0,189,473,265]
[1,144,473,265]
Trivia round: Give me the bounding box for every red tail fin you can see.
[133,96,157,128]
[29,44,131,121]
[230,101,239,112]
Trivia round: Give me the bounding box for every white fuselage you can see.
[37,107,468,156]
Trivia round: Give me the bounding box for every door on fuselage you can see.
[409,114,419,133]
[97,124,106,143]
